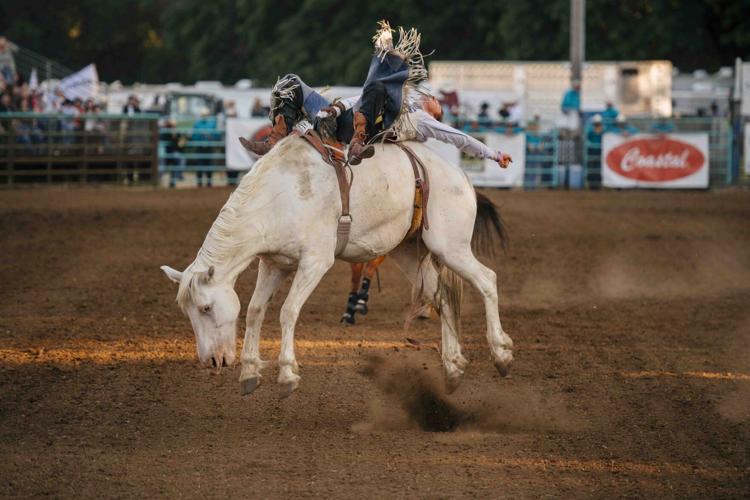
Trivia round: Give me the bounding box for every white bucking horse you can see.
[161,135,513,397]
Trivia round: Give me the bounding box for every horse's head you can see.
[161,264,240,370]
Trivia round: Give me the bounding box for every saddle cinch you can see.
[297,130,429,256]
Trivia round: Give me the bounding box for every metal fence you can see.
[0,113,159,185]
[158,127,232,187]
[2,115,737,189]
[582,117,734,188]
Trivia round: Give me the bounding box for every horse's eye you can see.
[200,305,212,314]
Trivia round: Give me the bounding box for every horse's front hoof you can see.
[240,376,261,396]
[493,350,513,378]
[341,312,355,325]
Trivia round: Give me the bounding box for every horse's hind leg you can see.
[240,259,290,396]
[278,254,334,398]
[390,242,468,393]
[428,244,513,377]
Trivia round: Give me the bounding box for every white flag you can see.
[29,68,39,90]
[58,64,99,100]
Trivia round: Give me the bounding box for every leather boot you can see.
[239,114,289,156]
[347,111,375,165]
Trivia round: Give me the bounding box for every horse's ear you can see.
[197,266,215,284]
[161,265,183,284]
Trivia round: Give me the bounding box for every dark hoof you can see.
[240,377,260,396]
[341,313,355,325]
[279,382,298,399]
[494,361,510,378]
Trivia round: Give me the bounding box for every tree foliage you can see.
[1,0,748,85]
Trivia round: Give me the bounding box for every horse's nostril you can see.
[211,357,218,368]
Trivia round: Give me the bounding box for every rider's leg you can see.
[348,80,387,165]
[240,74,305,155]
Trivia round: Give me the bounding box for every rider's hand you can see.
[496,153,512,168]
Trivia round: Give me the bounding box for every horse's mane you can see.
[176,135,316,310]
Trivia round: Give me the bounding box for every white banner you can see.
[458,133,526,188]
[744,123,750,175]
[602,133,709,189]
[742,63,750,117]
[58,64,99,101]
[225,118,273,170]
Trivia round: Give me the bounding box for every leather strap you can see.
[298,131,352,255]
[392,142,430,232]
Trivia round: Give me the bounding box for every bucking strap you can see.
[298,131,352,256]
[392,142,430,234]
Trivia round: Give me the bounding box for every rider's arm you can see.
[415,112,501,160]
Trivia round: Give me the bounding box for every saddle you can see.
[297,130,429,256]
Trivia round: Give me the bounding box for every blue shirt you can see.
[561,89,580,113]
[602,106,618,121]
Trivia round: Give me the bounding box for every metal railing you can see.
[158,127,230,187]
[0,113,159,185]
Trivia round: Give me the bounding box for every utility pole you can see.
[570,0,585,87]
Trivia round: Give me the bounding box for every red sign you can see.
[605,137,705,182]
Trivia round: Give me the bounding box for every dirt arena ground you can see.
[1,187,749,498]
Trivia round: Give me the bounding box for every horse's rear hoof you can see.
[240,377,261,396]
[341,313,355,325]
[445,373,463,394]
[279,381,298,399]
[355,301,368,315]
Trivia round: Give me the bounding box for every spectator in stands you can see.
[0,91,12,112]
[122,95,141,115]
[192,108,218,187]
[0,37,16,85]
[498,102,510,121]
[478,102,491,128]
[526,115,544,152]
[163,119,188,188]
[224,100,238,119]
[586,114,605,145]
[507,100,523,126]
[607,113,638,136]
[250,98,266,117]
[650,117,676,134]
[438,84,459,121]
[223,100,240,186]
[602,101,618,122]
[560,79,581,134]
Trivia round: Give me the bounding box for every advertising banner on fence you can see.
[225,118,273,170]
[601,133,709,189]
[458,133,526,188]
[745,123,750,175]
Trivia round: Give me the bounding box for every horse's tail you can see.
[472,190,509,258]
[435,261,463,339]
[404,254,463,335]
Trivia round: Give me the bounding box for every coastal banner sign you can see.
[602,133,709,189]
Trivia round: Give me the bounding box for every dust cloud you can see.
[354,351,579,433]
